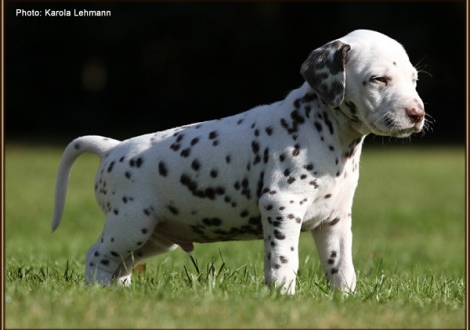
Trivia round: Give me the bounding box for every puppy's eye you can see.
[370,76,390,85]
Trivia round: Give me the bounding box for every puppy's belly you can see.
[154,214,264,250]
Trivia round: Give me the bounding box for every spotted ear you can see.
[300,40,351,107]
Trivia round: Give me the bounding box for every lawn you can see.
[4,143,465,328]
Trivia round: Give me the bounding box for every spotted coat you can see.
[52,29,426,294]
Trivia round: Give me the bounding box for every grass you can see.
[4,143,466,328]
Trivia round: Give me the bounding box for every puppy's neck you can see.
[288,83,366,155]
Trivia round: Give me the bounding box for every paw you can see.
[329,269,356,293]
[115,274,132,286]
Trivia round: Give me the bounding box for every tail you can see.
[51,135,120,232]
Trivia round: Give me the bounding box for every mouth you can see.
[365,108,425,138]
[370,122,423,138]
[350,111,425,138]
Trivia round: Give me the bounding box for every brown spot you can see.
[329,217,340,226]
[168,205,179,215]
[208,131,218,139]
[158,162,168,177]
[180,148,191,157]
[274,230,285,240]
[310,180,319,188]
[292,145,300,156]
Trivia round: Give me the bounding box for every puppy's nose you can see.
[405,105,425,124]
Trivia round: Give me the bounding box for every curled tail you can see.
[51,135,120,232]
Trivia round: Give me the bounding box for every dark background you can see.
[5,2,466,145]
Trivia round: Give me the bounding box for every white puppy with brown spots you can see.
[52,29,426,294]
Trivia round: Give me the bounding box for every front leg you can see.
[260,195,304,295]
[311,214,356,293]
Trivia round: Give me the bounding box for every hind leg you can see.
[85,207,163,285]
[86,240,112,285]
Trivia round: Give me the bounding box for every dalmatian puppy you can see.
[52,29,426,294]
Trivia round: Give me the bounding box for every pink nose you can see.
[405,105,425,124]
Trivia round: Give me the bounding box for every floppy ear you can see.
[300,40,351,107]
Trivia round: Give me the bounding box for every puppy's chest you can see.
[264,127,361,221]
[301,162,359,229]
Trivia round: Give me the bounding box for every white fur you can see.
[52,30,425,294]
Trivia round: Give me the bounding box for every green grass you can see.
[5,143,465,328]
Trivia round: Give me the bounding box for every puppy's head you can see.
[301,29,426,138]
